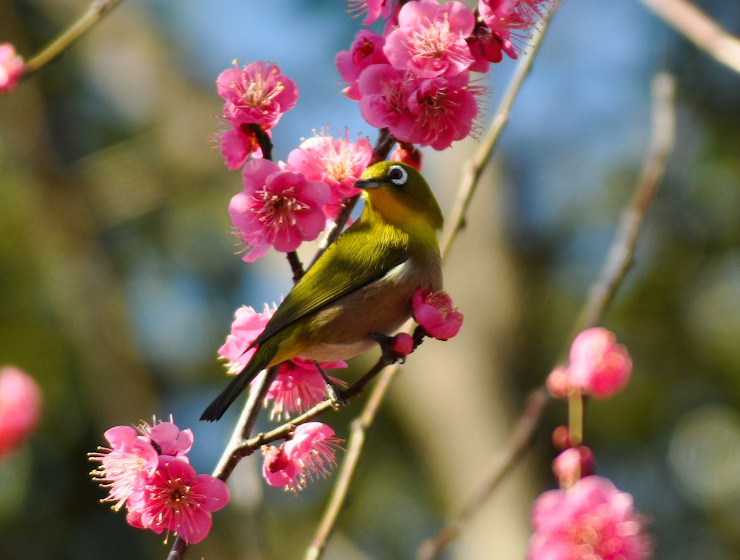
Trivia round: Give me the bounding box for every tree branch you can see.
[637,0,740,75]
[414,71,677,560]
[23,0,124,75]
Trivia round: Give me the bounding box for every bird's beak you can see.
[354,178,384,190]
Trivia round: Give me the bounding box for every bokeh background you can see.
[2,0,740,558]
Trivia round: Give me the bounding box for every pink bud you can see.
[568,327,632,399]
[551,426,571,450]
[545,366,572,399]
[388,332,414,359]
[552,446,595,488]
[390,144,423,170]
[0,366,41,459]
[0,43,24,94]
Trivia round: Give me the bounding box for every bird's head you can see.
[354,162,444,238]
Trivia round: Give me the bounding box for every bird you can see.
[201,161,444,421]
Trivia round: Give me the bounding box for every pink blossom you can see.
[404,73,479,150]
[545,365,572,399]
[0,43,24,94]
[216,124,264,170]
[383,0,475,78]
[412,288,463,340]
[344,0,392,25]
[216,61,298,128]
[0,366,41,459]
[388,332,415,360]
[568,328,633,400]
[466,25,504,73]
[478,0,549,59]
[335,30,388,100]
[255,358,347,420]
[89,425,159,511]
[528,476,650,560]
[262,422,343,492]
[218,303,276,373]
[358,64,416,141]
[552,447,595,488]
[286,130,372,219]
[137,456,229,544]
[140,420,193,458]
[229,159,330,262]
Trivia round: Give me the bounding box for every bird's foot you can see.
[369,333,398,366]
[312,360,348,410]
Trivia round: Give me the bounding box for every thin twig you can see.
[23,0,124,74]
[638,0,740,75]
[304,7,562,559]
[414,71,677,560]
[287,251,305,282]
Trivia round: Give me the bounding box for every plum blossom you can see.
[262,422,343,492]
[358,64,416,142]
[0,43,24,94]
[0,366,41,459]
[478,0,550,59]
[412,288,463,340]
[229,159,330,262]
[404,73,479,150]
[140,420,193,458]
[344,0,392,25]
[286,130,372,219]
[89,425,159,511]
[568,327,633,400]
[255,358,347,420]
[216,124,265,170]
[137,456,229,544]
[383,0,475,79]
[216,61,297,128]
[552,447,595,488]
[528,476,650,560]
[388,332,415,360]
[335,30,389,100]
[218,303,276,373]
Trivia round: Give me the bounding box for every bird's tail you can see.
[200,341,278,422]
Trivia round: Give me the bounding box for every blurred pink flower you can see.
[545,365,572,399]
[286,130,372,220]
[335,30,388,100]
[0,43,24,94]
[262,422,343,492]
[529,476,650,560]
[229,159,330,262]
[137,456,229,544]
[404,73,479,150]
[345,0,392,25]
[384,0,475,78]
[218,303,276,373]
[412,288,463,340]
[216,61,297,128]
[0,366,41,459]
[552,446,595,488]
[256,358,347,420]
[569,327,632,399]
[89,425,159,511]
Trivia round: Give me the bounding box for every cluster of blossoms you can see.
[528,328,650,559]
[0,43,24,94]
[89,419,229,544]
[337,0,550,150]
[546,327,633,400]
[0,366,41,460]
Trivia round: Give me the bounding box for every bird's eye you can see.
[388,165,408,186]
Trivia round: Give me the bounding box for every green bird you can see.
[201,161,444,421]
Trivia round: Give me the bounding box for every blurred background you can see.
[1,0,740,558]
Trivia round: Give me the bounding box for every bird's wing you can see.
[251,223,409,347]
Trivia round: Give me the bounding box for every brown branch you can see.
[414,71,677,560]
[638,0,740,75]
[23,0,124,75]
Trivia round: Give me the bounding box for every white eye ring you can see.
[388,165,408,186]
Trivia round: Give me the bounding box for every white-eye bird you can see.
[201,161,444,421]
